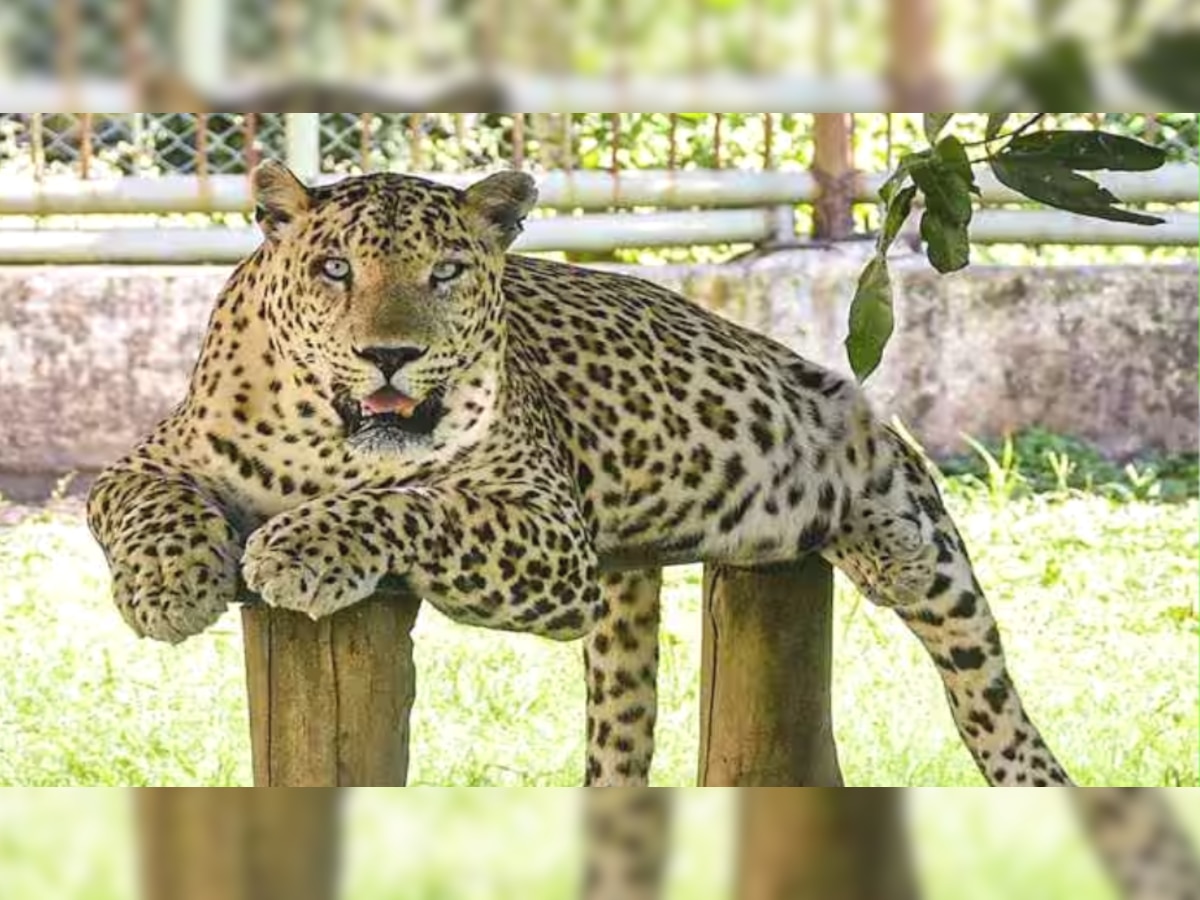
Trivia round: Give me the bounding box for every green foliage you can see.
[1004,36,1096,109]
[847,116,1167,380]
[844,256,894,381]
[990,131,1166,226]
[1126,29,1200,108]
[922,114,954,144]
[940,428,1199,504]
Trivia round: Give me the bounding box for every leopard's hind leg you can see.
[1073,788,1200,900]
[823,425,1071,786]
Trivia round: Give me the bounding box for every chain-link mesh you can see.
[0,112,1193,181]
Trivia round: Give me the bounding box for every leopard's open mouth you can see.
[333,386,447,441]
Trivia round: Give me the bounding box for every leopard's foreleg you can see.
[584,568,663,787]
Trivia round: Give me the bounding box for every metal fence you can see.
[0,112,1196,263]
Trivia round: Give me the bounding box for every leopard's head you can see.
[250,162,536,452]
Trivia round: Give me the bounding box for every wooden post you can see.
[886,0,945,110]
[241,589,421,786]
[735,789,921,900]
[698,557,843,786]
[136,789,341,900]
[811,113,855,241]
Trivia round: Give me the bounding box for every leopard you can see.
[87,161,1197,897]
[88,160,1069,787]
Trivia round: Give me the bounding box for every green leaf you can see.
[934,135,979,194]
[910,157,974,227]
[920,209,971,273]
[878,185,917,254]
[1003,130,1166,172]
[1010,36,1095,109]
[845,255,894,382]
[985,113,1011,141]
[923,114,953,145]
[878,150,931,205]
[990,158,1165,225]
[1125,29,1200,108]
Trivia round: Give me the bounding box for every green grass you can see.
[0,433,1195,788]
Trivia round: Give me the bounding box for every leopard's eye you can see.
[319,257,351,282]
[430,260,466,284]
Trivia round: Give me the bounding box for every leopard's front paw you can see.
[110,535,240,644]
[242,515,385,619]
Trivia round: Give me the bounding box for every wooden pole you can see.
[735,789,921,900]
[811,113,855,241]
[886,0,945,110]
[136,789,341,900]
[241,589,421,786]
[698,556,843,786]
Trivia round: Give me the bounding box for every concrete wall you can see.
[1,252,1196,500]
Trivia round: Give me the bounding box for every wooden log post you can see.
[886,0,946,110]
[735,789,921,900]
[697,557,843,786]
[136,788,342,900]
[241,586,421,786]
[811,113,855,242]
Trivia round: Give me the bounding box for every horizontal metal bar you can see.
[0,171,821,215]
[0,207,1193,264]
[968,210,1199,246]
[0,209,776,263]
[2,165,1195,216]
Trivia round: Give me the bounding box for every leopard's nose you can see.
[355,345,427,380]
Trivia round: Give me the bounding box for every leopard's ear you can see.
[463,170,538,249]
[252,161,311,239]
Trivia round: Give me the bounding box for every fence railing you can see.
[0,112,1196,262]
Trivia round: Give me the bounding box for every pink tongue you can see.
[363,387,420,417]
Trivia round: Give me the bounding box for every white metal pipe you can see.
[0,171,822,215]
[0,210,774,263]
[969,210,1198,246]
[0,208,1193,265]
[285,114,322,181]
[1,165,1194,216]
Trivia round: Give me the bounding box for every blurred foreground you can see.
[1,0,1198,110]
[1,789,1198,899]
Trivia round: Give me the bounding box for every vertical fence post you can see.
[285,113,322,181]
[136,789,342,900]
[811,113,855,241]
[735,789,921,900]
[887,0,945,109]
[698,556,843,786]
